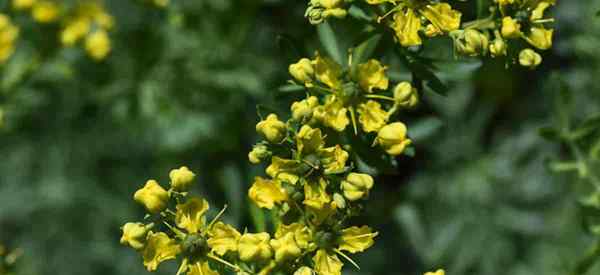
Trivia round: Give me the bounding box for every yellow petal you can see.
[270,232,302,263]
[238,233,273,262]
[313,53,343,89]
[421,3,461,32]
[303,178,331,210]
[318,145,349,174]
[357,100,389,133]
[297,124,325,155]
[339,226,378,253]
[85,30,111,61]
[357,59,389,93]
[175,197,209,234]
[266,157,302,184]
[187,261,218,275]
[133,180,169,214]
[142,232,181,271]
[274,223,312,249]
[391,8,422,47]
[313,249,342,275]
[525,27,553,50]
[424,269,445,275]
[207,222,241,256]
[248,177,288,209]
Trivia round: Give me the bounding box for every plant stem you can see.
[571,239,600,275]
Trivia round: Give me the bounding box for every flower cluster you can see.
[0,244,22,275]
[450,0,555,68]
[286,52,414,156]
[0,14,19,65]
[11,0,114,61]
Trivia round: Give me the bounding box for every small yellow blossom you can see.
[175,197,209,234]
[274,223,312,249]
[270,232,302,262]
[391,9,422,47]
[425,24,442,37]
[248,177,288,209]
[501,16,521,39]
[393,82,418,108]
[256,114,287,143]
[530,1,553,21]
[313,98,349,131]
[187,261,218,275]
[495,0,515,6]
[313,249,342,275]
[61,18,91,46]
[341,173,374,201]
[424,269,445,275]
[313,54,342,89]
[303,178,331,210]
[0,14,19,64]
[133,180,169,214]
[142,232,181,271]
[169,166,196,191]
[294,266,315,275]
[489,35,507,57]
[85,30,111,60]
[319,145,349,174]
[238,233,273,262]
[519,48,542,69]
[525,27,553,50]
[120,222,152,250]
[266,156,301,184]
[31,1,60,23]
[357,59,389,93]
[375,122,412,156]
[357,100,389,133]
[248,144,270,164]
[291,96,319,121]
[420,3,461,33]
[339,226,378,253]
[289,58,315,84]
[12,0,36,10]
[207,221,241,256]
[454,29,489,57]
[297,125,324,155]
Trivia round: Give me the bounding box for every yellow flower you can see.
[338,226,378,253]
[120,222,152,250]
[274,223,312,249]
[31,1,60,23]
[133,180,169,214]
[495,0,515,6]
[313,54,342,89]
[294,267,315,275]
[248,177,288,209]
[313,249,342,275]
[525,27,553,50]
[489,35,507,57]
[248,144,270,164]
[187,261,218,275]
[318,0,347,19]
[420,3,461,32]
[61,18,91,46]
[530,1,553,21]
[424,269,445,275]
[207,222,241,256]
[270,232,302,263]
[303,178,331,210]
[266,156,301,184]
[142,232,181,271]
[357,59,389,93]
[319,145,349,174]
[424,24,442,37]
[501,16,521,39]
[391,9,422,47]
[291,96,319,121]
[454,29,489,57]
[297,125,324,155]
[256,113,287,143]
[0,14,19,64]
[393,82,418,108]
[175,197,209,234]
[238,233,273,262]
[313,98,349,132]
[341,173,374,201]
[519,48,542,69]
[85,30,111,60]
[289,58,315,84]
[12,0,36,10]
[169,166,196,191]
[375,122,412,156]
[357,100,389,133]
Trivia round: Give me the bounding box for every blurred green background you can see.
[1,1,600,275]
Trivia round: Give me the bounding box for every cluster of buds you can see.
[0,244,22,275]
[451,0,555,68]
[11,0,114,61]
[0,14,19,65]
[285,52,414,156]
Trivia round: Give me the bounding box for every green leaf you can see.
[278,83,305,93]
[317,21,343,64]
[350,34,381,76]
[569,114,600,140]
[538,126,562,141]
[396,48,448,96]
[348,5,373,22]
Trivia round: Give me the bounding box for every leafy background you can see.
[1,1,599,275]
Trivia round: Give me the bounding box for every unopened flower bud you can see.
[294,267,315,275]
[341,173,374,201]
[374,122,412,156]
[248,144,271,164]
[393,82,418,108]
[291,96,319,121]
[501,17,521,39]
[289,58,314,84]
[526,27,553,50]
[133,180,169,214]
[333,193,346,208]
[454,29,489,57]
[519,48,542,69]
[169,166,195,191]
[120,222,153,250]
[489,35,507,57]
[256,114,287,143]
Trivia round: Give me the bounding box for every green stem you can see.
[571,240,600,275]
